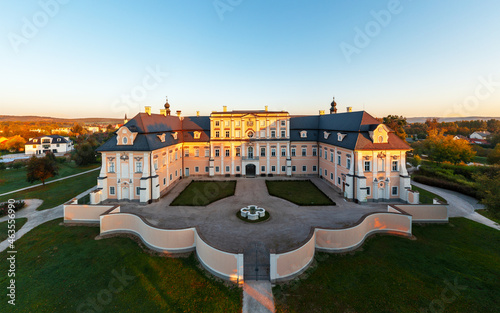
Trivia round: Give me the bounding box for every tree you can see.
[26,154,59,185]
[5,135,26,152]
[474,167,500,217]
[71,123,85,136]
[72,142,97,166]
[382,115,407,141]
[421,130,476,164]
[487,144,500,165]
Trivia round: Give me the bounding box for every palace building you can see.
[95,98,411,204]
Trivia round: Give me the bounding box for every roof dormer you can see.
[369,124,390,144]
[116,126,137,146]
[300,130,307,138]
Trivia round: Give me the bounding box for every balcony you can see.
[241,156,259,161]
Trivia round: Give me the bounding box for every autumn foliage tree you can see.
[26,153,59,185]
[420,130,476,164]
[382,115,407,141]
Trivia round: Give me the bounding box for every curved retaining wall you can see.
[63,199,118,223]
[390,204,448,222]
[270,210,412,283]
[98,208,243,283]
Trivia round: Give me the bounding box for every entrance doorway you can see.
[245,164,256,177]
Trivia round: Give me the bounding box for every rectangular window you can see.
[330,173,333,180]
[225,149,230,157]
[163,177,166,185]
[302,148,307,157]
[319,148,322,158]
[312,148,317,156]
[392,186,398,196]
[136,187,141,196]
[236,130,240,137]
[302,165,307,172]
[260,147,266,157]
[271,148,276,157]
[236,147,241,157]
[378,158,385,172]
[281,148,286,157]
[392,160,399,171]
[312,165,317,172]
[225,166,230,172]
[195,166,199,172]
[347,158,351,170]
[281,120,286,126]
[260,130,265,137]
[324,169,327,176]
[225,131,230,138]
[331,152,334,163]
[215,121,220,126]
[271,130,276,138]
[175,170,177,176]
[281,130,286,137]
[366,187,371,196]
[364,161,371,172]
[236,166,240,172]
[175,152,178,160]
[261,120,266,126]
[261,166,265,172]
[337,155,341,165]
[205,149,209,157]
[236,121,240,126]
[184,149,189,157]
[215,149,220,157]
[154,160,158,170]
[215,131,220,137]
[271,166,276,172]
[135,161,142,173]
[170,174,173,180]
[292,166,296,172]
[337,177,341,185]
[215,166,220,172]
[195,148,199,157]
[282,165,286,172]
[109,186,115,195]
[205,167,209,173]
[324,148,328,160]
[291,148,296,157]
[225,120,230,127]
[108,162,115,173]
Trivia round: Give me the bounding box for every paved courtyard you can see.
[119,177,388,254]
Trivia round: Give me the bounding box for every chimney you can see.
[346,107,352,113]
[223,106,227,112]
[160,109,167,116]
[319,110,325,115]
[265,106,268,112]
[196,111,200,117]
[176,110,181,117]
[145,106,151,115]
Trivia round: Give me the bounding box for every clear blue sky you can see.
[1,0,499,119]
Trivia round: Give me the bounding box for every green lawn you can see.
[170,181,236,206]
[0,170,99,211]
[476,209,500,225]
[473,156,488,164]
[0,219,242,312]
[0,217,28,242]
[0,160,99,194]
[274,218,500,312]
[266,180,335,205]
[411,185,447,204]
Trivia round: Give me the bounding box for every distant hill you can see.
[406,116,500,123]
[0,115,123,124]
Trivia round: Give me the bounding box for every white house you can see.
[470,131,490,140]
[25,135,74,155]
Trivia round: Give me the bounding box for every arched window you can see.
[378,136,383,143]
[123,137,128,144]
[248,147,254,159]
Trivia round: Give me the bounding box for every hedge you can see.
[412,175,480,199]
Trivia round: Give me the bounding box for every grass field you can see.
[274,218,500,313]
[0,161,99,194]
[411,185,447,204]
[170,181,236,206]
[266,180,335,205]
[473,156,488,164]
[0,170,99,211]
[0,217,27,242]
[0,219,242,312]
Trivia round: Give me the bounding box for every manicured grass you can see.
[274,218,500,313]
[170,181,236,206]
[411,185,447,204]
[266,180,335,205]
[476,209,500,225]
[0,217,28,242]
[0,170,99,211]
[473,156,488,164]
[236,211,270,223]
[0,160,99,194]
[0,219,242,312]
